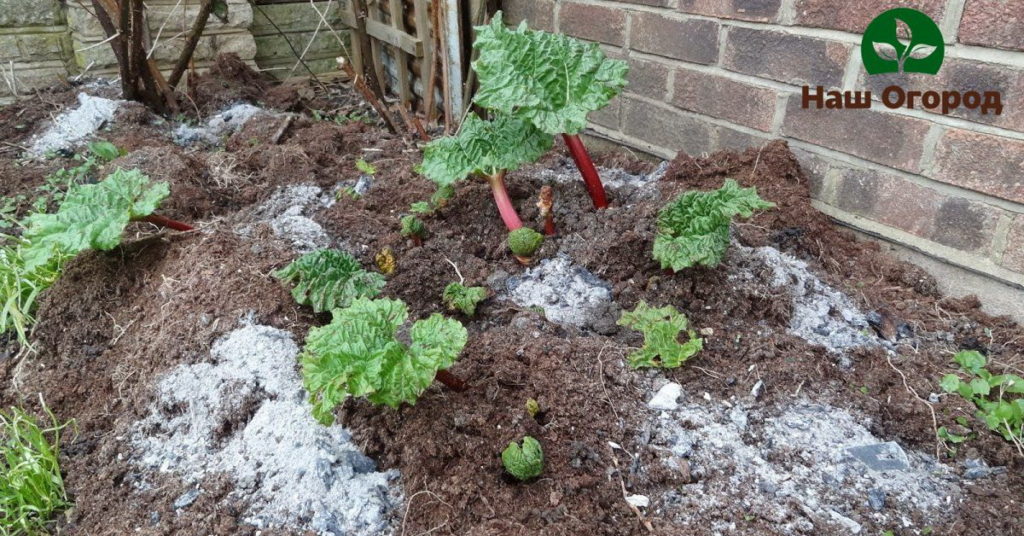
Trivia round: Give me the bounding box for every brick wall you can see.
[504,0,1024,291]
[0,0,73,101]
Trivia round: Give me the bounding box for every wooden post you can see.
[412,0,434,117]
[387,0,413,108]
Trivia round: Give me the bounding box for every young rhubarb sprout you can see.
[472,12,628,209]
[273,248,385,313]
[442,282,488,316]
[502,436,544,481]
[419,113,552,231]
[300,297,468,423]
[618,301,703,369]
[508,228,544,265]
[400,215,426,246]
[537,185,555,236]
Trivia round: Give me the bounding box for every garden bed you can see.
[1,64,1022,535]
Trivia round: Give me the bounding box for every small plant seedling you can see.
[0,240,68,347]
[502,436,543,481]
[273,249,386,314]
[0,402,74,535]
[356,159,377,175]
[401,215,426,246]
[472,12,628,209]
[525,398,541,419]
[653,179,774,271]
[508,228,544,264]
[375,247,396,275]
[442,282,488,316]
[940,350,1024,445]
[617,301,704,369]
[336,186,361,201]
[300,297,468,423]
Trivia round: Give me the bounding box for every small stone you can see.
[625,494,650,508]
[173,488,200,510]
[149,511,160,525]
[648,382,683,411]
[750,380,764,399]
[846,442,910,472]
[867,488,886,511]
[826,509,862,534]
[928,393,940,403]
[342,450,377,474]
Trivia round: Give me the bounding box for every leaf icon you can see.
[907,43,936,59]
[895,18,912,47]
[873,42,899,61]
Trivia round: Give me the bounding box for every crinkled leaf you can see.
[472,12,628,134]
[617,301,703,369]
[300,298,467,422]
[21,168,169,270]
[418,113,552,187]
[939,374,961,393]
[653,179,774,271]
[508,227,544,258]
[502,436,543,480]
[442,282,488,316]
[954,350,986,374]
[274,249,385,314]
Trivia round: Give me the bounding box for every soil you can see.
[1,59,1021,536]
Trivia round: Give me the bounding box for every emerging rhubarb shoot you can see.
[508,228,544,265]
[537,185,556,235]
[419,113,551,232]
[472,12,627,209]
[400,215,426,246]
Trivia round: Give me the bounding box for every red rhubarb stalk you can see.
[562,133,608,209]
[139,214,195,232]
[435,369,468,392]
[486,170,523,231]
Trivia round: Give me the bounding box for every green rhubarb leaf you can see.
[502,436,544,480]
[508,227,544,258]
[953,350,986,374]
[653,179,774,271]
[418,113,552,188]
[300,298,467,422]
[472,12,628,134]
[442,282,488,316]
[400,215,425,239]
[274,249,385,314]
[939,374,961,393]
[617,301,704,369]
[21,168,169,270]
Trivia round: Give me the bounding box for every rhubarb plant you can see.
[502,436,544,481]
[419,113,552,231]
[472,12,628,208]
[653,179,774,271]
[617,301,703,369]
[300,297,468,423]
[20,168,191,271]
[442,282,488,316]
[273,249,386,313]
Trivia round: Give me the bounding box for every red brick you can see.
[930,129,1024,204]
[621,97,715,155]
[715,124,772,152]
[678,0,782,22]
[1002,214,1024,272]
[722,27,850,88]
[671,68,777,131]
[793,0,946,33]
[627,57,670,101]
[503,0,555,32]
[858,57,1024,131]
[630,12,719,65]
[959,0,1024,52]
[931,197,1000,253]
[830,167,999,252]
[781,99,931,172]
[791,148,834,200]
[590,95,621,129]
[558,2,627,47]
[619,0,670,6]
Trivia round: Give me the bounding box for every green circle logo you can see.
[861,8,944,75]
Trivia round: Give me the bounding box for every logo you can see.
[861,8,944,75]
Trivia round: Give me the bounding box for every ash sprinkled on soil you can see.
[132,320,401,536]
[29,93,121,156]
[505,253,619,332]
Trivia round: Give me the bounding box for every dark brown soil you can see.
[1,70,1021,536]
